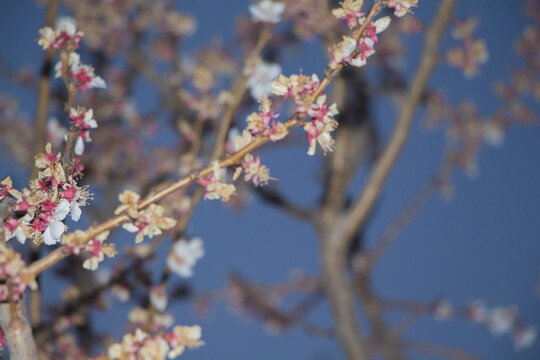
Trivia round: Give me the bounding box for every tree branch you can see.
[340,0,457,246]
[0,299,38,360]
[23,5,380,282]
[254,186,313,221]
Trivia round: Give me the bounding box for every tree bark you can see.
[0,299,38,360]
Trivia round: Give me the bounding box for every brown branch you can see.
[340,0,457,246]
[254,186,313,221]
[211,27,272,162]
[0,300,38,360]
[146,27,274,328]
[317,2,456,359]
[320,228,370,360]
[356,270,405,360]
[365,171,445,270]
[405,341,483,360]
[32,0,59,177]
[29,0,59,332]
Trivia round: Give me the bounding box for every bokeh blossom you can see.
[167,237,205,278]
[249,0,286,23]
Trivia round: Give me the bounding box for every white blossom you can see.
[167,237,205,277]
[56,17,77,36]
[434,300,454,320]
[47,117,67,146]
[43,220,65,245]
[247,61,282,100]
[341,36,357,59]
[483,122,504,147]
[150,285,168,312]
[89,76,107,89]
[249,0,285,23]
[487,306,517,336]
[514,326,537,351]
[54,199,71,221]
[74,137,85,155]
[374,16,391,34]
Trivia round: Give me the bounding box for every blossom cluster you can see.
[68,107,98,155]
[39,17,106,93]
[64,230,116,271]
[167,237,205,278]
[271,73,339,155]
[328,16,391,69]
[434,299,537,351]
[446,18,489,78]
[233,153,272,187]
[107,326,204,360]
[247,60,282,100]
[387,0,418,18]
[115,190,177,244]
[0,243,35,301]
[55,52,106,92]
[424,95,505,179]
[1,144,88,246]
[249,0,286,24]
[272,74,339,155]
[39,19,105,157]
[332,0,365,29]
[38,17,83,51]
[128,307,174,331]
[199,162,237,202]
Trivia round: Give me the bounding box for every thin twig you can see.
[29,0,59,330]
[0,299,38,360]
[145,27,274,329]
[365,170,449,270]
[405,341,484,360]
[254,186,313,221]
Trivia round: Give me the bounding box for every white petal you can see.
[349,56,367,67]
[56,16,77,35]
[84,108,94,121]
[43,226,56,245]
[68,52,81,68]
[90,76,107,89]
[15,227,26,244]
[54,199,71,220]
[249,1,285,23]
[167,256,193,278]
[122,222,139,233]
[307,141,316,156]
[374,16,391,33]
[49,220,65,240]
[71,202,81,222]
[54,61,63,78]
[342,37,357,59]
[86,119,98,129]
[74,137,85,155]
[364,37,375,48]
[189,237,205,259]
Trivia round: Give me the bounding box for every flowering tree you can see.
[0,0,538,359]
